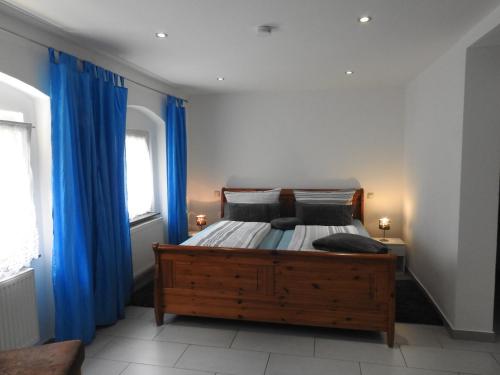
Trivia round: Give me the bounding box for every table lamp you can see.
[378,217,391,241]
[196,214,207,231]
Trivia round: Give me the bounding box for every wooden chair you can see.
[0,340,84,375]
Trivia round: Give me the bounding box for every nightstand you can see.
[372,237,406,275]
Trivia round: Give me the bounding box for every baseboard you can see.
[449,328,496,342]
[133,266,154,291]
[407,267,496,342]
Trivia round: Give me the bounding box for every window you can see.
[125,131,154,220]
[0,111,39,280]
[0,109,24,122]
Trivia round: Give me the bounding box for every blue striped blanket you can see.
[287,225,359,251]
[182,220,271,248]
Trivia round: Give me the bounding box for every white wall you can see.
[404,6,500,334]
[455,45,500,331]
[403,45,465,326]
[0,7,179,343]
[187,88,405,236]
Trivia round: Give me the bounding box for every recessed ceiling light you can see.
[217,77,225,81]
[155,32,167,38]
[358,16,372,23]
[256,24,278,36]
[345,70,354,76]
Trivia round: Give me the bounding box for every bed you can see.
[153,188,396,346]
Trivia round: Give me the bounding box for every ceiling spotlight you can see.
[155,32,167,38]
[256,24,278,36]
[217,77,225,81]
[358,16,372,23]
[345,70,354,76]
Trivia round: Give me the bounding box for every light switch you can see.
[214,190,221,198]
[367,192,374,199]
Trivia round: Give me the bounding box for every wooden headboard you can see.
[221,188,364,223]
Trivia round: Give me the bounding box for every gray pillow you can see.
[271,217,303,230]
[295,202,353,226]
[313,233,388,254]
[227,203,280,222]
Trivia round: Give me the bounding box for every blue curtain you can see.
[166,96,188,244]
[49,49,133,343]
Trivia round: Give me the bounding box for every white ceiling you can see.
[3,0,500,93]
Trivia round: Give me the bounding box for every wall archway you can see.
[126,104,167,279]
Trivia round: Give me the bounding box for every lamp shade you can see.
[196,214,207,227]
[378,217,391,230]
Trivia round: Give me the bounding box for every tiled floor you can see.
[83,306,500,375]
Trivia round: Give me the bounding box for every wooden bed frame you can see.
[153,188,396,346]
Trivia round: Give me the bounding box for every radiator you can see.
[0,268,40,350]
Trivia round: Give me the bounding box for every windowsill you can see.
[130,212,161,227]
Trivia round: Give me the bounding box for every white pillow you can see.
[224,188,281,204]
[293,190,355,205]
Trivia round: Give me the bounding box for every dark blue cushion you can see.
[313,233,388,254]
[271,217,303,230]
[227,203,280,222]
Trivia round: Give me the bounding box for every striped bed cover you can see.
[287,224,359,251]
[182,220,271,249]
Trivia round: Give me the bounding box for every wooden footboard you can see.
[153,244,396,347]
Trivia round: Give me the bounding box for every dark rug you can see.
[131,279,443,326]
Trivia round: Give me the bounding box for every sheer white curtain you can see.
[0,121,39,281]
[125,132,154,219]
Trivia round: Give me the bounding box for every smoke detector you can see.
[256,24,278,36]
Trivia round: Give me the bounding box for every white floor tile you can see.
[266,353,361,375]
[96,337,187,367]
[361,362,458,375]
[436,331,500,353]
[493,352,500,364]
[231,330,314,356]
[395,324,443,348]
[98,317,164,340]
[82,358,129,375]
[315,338,405,366]
[82,311,500,375]
[176,345,269,375]
[122,363,214,375]
[155,324,237,347]
[85,334,114,357]
[401,346,500,375]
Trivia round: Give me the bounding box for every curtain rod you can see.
[0,25,189,103]
[0,119,35,128]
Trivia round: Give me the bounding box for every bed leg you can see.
[387,325,395,348]
[386,255,396,348]
[153,243,164,326]
[154,306,164,326]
